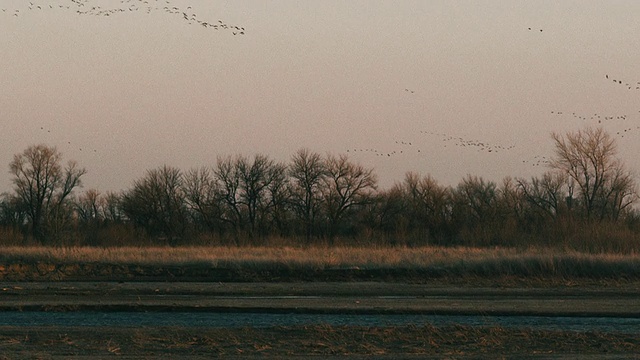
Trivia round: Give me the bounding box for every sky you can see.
[2,0,640,194]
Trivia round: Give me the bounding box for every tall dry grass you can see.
[0,245,639,278]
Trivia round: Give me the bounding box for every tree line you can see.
[1,127,639,250]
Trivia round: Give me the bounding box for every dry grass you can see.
[0,245,639,279]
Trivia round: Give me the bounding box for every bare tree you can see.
[288,149,326,240]
[366,184,408,237]
[322,154,377,238]
[498,177,524,220]
[183,167,225,233]
[75,189,107,245]
[214,156,244,233]
[212,155,290,239]
[102,191,124,224]
[453,175,498,223]
[75,189,102,225]
[0,192,27,231]
[550,127,637,220]
[517,172,568,220]
[602,164,638,220]
[120,165,187,242]
[236,154,280,237]
[402,172,450,241]
[450,175,504,245]
[258,161,289,235]
[9,144,86,242]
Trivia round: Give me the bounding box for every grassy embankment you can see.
[1,245,639,282]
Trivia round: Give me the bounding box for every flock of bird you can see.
[614,127,640,138]
[7,8,639,178]
[349,26,549,166]
[522,155,550,168]
[605,75,640,91]
[8,0,245,159]
[528,72,640,165]
[550,111,630,123]
[349,70,640,173]
[549,110,640,140]
[346,140,423,159]
[2,0,245,35]
[346,129,518,163]
[419,131,516,154]
[38,126,99,154]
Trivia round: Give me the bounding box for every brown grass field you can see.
[1,245,639,282]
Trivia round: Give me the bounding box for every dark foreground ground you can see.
[1,323,638,359]
[1,264,640,358]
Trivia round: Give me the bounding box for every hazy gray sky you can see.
[2,0,640,193]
